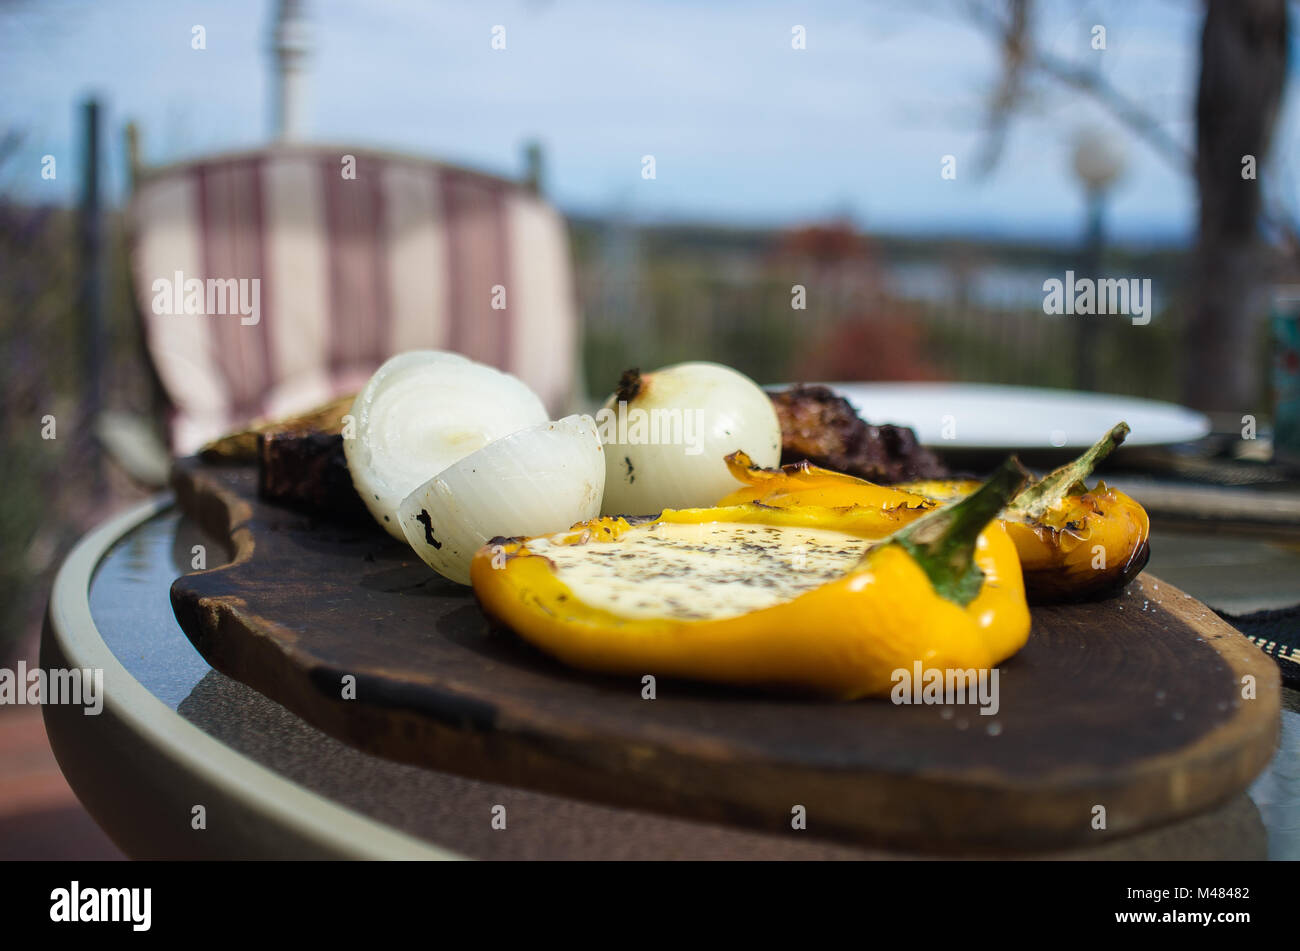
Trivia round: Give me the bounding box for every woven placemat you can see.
[1216,605,1300,689]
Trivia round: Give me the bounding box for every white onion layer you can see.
[398,414,606,585]
[599,361,782,516]
[344,351,549,539]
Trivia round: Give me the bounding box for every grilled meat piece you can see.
[200,393,356,463]
[258,430,370,522]
[770,384,948,484]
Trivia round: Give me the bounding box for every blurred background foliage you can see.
[574,217,1240,404]
[0,155,150,659]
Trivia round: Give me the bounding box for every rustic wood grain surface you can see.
[169,458,1282,854]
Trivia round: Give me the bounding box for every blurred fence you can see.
[0,199,151,661]
[572,222,1221,406]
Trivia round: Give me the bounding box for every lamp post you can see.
[1070,126,1126,391]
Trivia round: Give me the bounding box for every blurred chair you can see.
[126,143,579,455]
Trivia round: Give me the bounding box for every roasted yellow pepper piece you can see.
[898,424,1149,603]
[722,423,1149,604]
[719,454,936,513]
[471,461,1031,700]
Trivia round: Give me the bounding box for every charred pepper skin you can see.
[899,425,1150,603]
[720,450,936,515]
[900,479,1150,603]
[725,424,1151,605]
[1004,483,1149,603]
[470,464,1031,701]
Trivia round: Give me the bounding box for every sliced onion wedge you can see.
[398,414,606,585]
[345,351,548,539]
[599,361,782,515]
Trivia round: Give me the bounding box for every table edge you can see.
[42,494,462,861]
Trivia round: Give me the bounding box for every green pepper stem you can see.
[1010,422,1129,520]
[888,457,1028,606]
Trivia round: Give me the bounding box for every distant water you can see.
[889,261,1164,311]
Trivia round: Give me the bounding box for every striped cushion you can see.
[129,146,578,453]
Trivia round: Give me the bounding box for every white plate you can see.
[798,382,1211,450]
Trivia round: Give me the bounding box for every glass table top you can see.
[86,502,1300,859]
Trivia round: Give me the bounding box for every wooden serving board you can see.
[169,458,1281,854]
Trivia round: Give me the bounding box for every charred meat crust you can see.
[257,431,371,522]
[769,384,948,484]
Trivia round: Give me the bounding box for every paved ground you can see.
[0,628,123,860]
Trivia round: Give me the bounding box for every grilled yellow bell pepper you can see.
[720,451,937,514]
[471,460,1031,700]
[721,423,1149,604]
[901,425,1149,603]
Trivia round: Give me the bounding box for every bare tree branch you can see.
[964,0,1192,176]
[1028,52,1193,171]
[972,0,1031,176]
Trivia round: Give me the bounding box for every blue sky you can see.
[2,0,1298,242]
